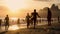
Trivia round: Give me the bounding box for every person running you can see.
[31,9,40,29]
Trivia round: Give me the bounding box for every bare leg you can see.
[34,20,36,29]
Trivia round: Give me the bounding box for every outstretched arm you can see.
[37,13,40,18]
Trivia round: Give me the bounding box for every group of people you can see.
[26,8,53,29]
[26,9,40,29]
[0,15,9,31]
[0,8,60,31]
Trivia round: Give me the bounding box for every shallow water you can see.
[0,18,59,32]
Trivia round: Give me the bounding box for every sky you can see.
[0,0,60,18]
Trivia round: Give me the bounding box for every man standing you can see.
[5,15,9,31]
[26,13,31,28]
[17,18,20,27]
[47,8,52,26]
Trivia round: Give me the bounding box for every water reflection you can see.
[0,18,58,32]
[8,24,27,31]
[8,25,19,30]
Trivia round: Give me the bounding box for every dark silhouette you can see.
[58,16,60,23]
[0,19,2,29]
[47,8,52,26]
[17,18,20,27]
[31,9,40,29]
[26,13,30,28]
[4,15,9,31]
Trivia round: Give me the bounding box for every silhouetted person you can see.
[47,8,52,26]
[26,13,30,28]
[0,19,2,29]
[31,9,40,29]
[17,18,20,27]
[5,15,9,31]
[58,16,60,23]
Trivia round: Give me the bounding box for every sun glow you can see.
[5,0,28,12]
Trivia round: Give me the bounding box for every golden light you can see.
[9,25,19,30]
[8,25,27,31]
[11,17,18,20]
[5,0,28,12]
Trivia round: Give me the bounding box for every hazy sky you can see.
[0,0,60,18]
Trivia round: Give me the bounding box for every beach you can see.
[0,23,60,34]
[0,18,60,34]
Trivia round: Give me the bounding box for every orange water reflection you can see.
[8,25,27,31]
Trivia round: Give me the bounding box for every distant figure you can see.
[47,8,52,26]
[58,16,60,23]
[17,18,20,27]
[31,9,40,29]
[5,15,9,31]
[26,13,30,28]
[0,19,2,29]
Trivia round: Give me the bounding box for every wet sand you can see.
[0,22,60,34]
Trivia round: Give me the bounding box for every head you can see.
[34,9,36,12]
[6,15,8,17]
